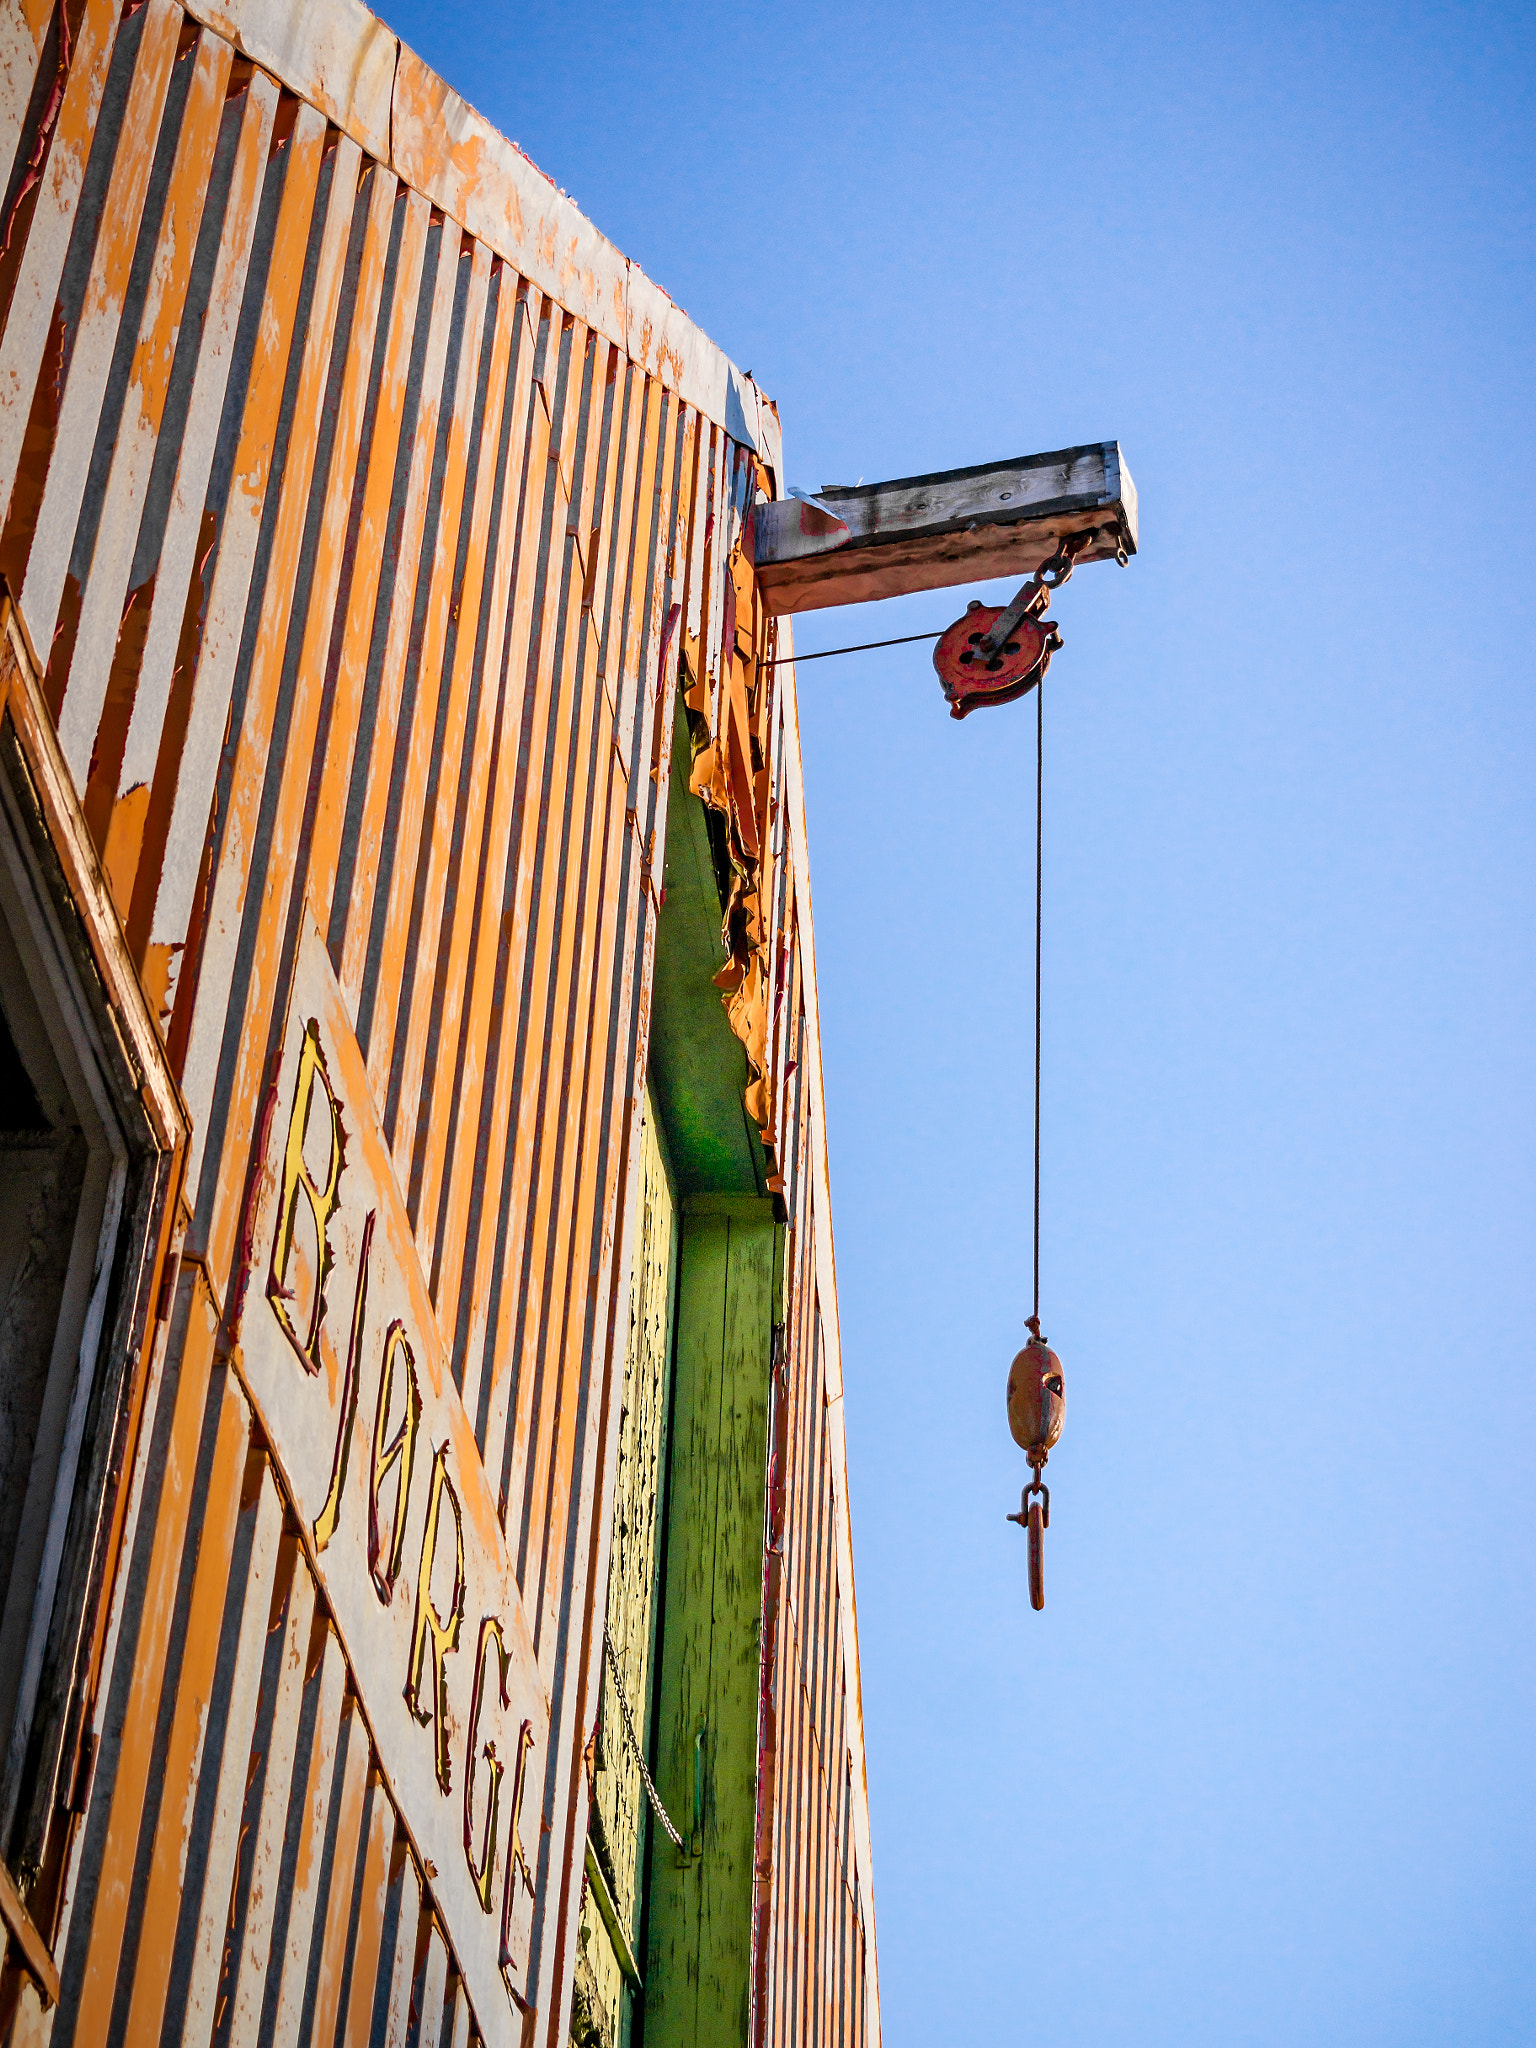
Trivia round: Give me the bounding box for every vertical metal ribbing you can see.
[188,132,381,1256]
[260,1626,349,2048]
[52,27,229,793]
[441,285,555,1430]
[72,34,230,887]
[360,228,487,1117]
[310,182,427,958]
[553,408,710,2039]
[121,1443,284,2048]
[158,1458,287,2048]
[529,355,636,1623]
[183,123,364,1283]
[371,1843,423,2048]
[215,1550,319,2048]
[412,1925,452,2048]
[0,5,57,206]
[335,1770,396,2048]
[123,69,280,967]
[420,281,540,1331]
[517,340,623,1646]
[23,0,184,690]
[404,258,522,1245]
[334,207,458,1040]
[40,1263,193,2047]
[112,1371,258,2048]
[54,1274,232,2048]
[296,1693,374,2048]
[379,237,497,1170]
[506,330,615,1631]
[541,359,649,1506]
[159,90,328,1125]
[443,1969,474,2048]
[474,310,588,1543]
[451,288,565,1484]
[204,148,402,1212]
[0,0,127,590]
[396,254,510,1225]
[517,375,672,2027]
[529,352,652,2040]
[520,349,648,2039]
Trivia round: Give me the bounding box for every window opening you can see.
[0,707,173,1919]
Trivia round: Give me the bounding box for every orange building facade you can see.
[0,5,878,2045]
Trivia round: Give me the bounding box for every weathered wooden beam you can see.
[753,439,1137,615]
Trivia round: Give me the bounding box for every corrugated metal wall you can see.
[0,3,878,2045]
[751,741,876,2048]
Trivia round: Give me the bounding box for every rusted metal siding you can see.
[747,658,881,2048]
[0,4,875,2045]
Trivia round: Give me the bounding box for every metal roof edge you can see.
[181,0,396,157]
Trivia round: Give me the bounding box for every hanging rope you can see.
[1032,675,1043,1328]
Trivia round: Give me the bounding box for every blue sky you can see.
[388,7,1535,2042]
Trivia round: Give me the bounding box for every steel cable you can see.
[1033,675,1043,1324]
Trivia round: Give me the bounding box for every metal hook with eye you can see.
[1007,1466,1051,1610]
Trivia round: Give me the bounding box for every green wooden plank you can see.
[642,1194,778,2048]
[578,1094,679,2048]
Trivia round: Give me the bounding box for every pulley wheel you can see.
[933,604,1057,720]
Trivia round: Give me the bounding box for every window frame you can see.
[0,599,186,2000]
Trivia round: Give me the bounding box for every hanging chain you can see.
[601,1623,684,1849]
[977,528,1097,660]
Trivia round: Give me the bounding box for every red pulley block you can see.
[933,599,1059,720]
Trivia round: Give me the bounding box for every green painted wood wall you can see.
[642,1194,781,2048]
